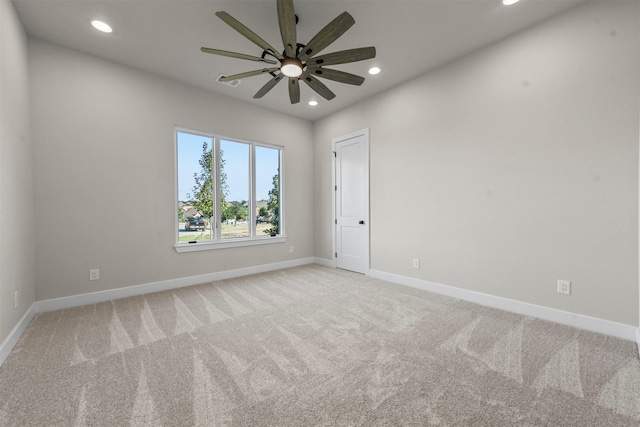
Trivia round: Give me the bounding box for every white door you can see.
[334,130,369,274]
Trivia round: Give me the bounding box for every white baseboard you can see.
[0,303,36,367]
[2,258,316,367]
[5,260,638,366]
[35,257,316,314]
[368,269,638,343]
[313,257,336,268]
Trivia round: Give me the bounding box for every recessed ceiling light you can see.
[308,100,318,107]
[91,20,112,33]
[368,67,381,75]
[502,0,520,5]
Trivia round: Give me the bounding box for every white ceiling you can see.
[13,0,587,121]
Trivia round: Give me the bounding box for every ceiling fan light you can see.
[308,100,318,106]
[281,58,303,78]
[502,0,520,5]
[368,67,381,75]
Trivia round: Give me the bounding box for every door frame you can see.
[332,128,370,273]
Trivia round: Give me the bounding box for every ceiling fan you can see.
[200,0,376,104]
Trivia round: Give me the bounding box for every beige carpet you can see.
[1,265,639,426]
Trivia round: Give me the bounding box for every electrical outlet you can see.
[412,258,420,269]
[557,280,571,295]
[89,269,100,281]
[14,291,18,309]
[289,246,294,253]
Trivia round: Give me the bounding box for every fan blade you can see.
[216,11,284,60]
[307,47,376,67]
[301,72,335,100]
[219,68,279,82]
[289,78,300,104]
[306,67,365,86]
[298,12,355,61]
[277,0,297,58]
[254,73,286,99]
[200,47,278,65]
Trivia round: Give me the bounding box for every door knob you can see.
[359,220,365,225]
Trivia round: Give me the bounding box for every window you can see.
[175,129,283,252]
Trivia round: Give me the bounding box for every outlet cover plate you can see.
[557,280,571,295]
[89,269,100,281]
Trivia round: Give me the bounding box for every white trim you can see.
[174,127,285,248]
[0,304,36,367]
[313,257,337,268]
[35,258,315,314]
[331,136,337,263]
[175,236,286,253]
[332,128,370,273]
[369,269,638,342]
[2,259,315,366]
[4,263,637,365]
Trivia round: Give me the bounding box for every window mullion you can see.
[278,148,283,236]
[214,137,221,241]
[250,142,256,238]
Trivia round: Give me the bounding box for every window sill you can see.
[174,236,286,253]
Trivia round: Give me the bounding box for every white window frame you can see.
[174,127,285,253]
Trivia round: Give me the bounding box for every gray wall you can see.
[0,0,35,344]
[314,1,639,326]
[3,0,639,344]
[29,40,314,301]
